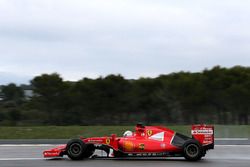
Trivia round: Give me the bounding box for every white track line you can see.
[0,144,60,147]
[215,138,249,140]
[215,145,250,147]
[0,158,44,161]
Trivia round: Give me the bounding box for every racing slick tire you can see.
[66,139,87,160]
[183,139,203,161]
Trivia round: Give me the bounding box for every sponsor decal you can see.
[88,139,103,142]
[147,130,153,136]
[123,141,134,151]
[191,129,213,135]
[148,132,164,141]
[139,143,145,150]
[106,138,111,145]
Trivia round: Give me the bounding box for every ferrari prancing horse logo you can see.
[147,130,153,136]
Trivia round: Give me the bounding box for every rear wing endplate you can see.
[191,124,214,150]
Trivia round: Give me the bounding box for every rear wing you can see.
[191,124,214,150]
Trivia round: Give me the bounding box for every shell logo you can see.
[123,141,134,151]
[106,138,111,145]
[139,143,145,150]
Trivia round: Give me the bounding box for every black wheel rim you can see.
[69,143,82,156]
[186,144,199,158]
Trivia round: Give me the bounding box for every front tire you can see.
[183,140,203,161]
[66,139,86,160]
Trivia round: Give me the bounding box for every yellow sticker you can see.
[106,138,111,145]
[147,130,153,136]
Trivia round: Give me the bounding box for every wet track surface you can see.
[1,158,250,167]
[0,145,250,167]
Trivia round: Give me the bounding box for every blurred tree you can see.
[1,66,250,125]
[30,73,66,125]
[1,83,24,102]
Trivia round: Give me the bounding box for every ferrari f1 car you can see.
[43,124,214,161]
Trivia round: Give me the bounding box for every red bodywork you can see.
[43,124,214,158]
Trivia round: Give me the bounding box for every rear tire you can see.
[183,139,203,161]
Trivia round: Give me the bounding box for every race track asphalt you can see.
[0,145,250,167]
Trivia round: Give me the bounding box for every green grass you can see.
[0,125,249,139]
[0,126,133,139]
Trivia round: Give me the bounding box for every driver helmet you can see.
[123,130,133,137]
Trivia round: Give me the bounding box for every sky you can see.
[0,0,250,84]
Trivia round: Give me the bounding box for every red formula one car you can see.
[43,124,214,161]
